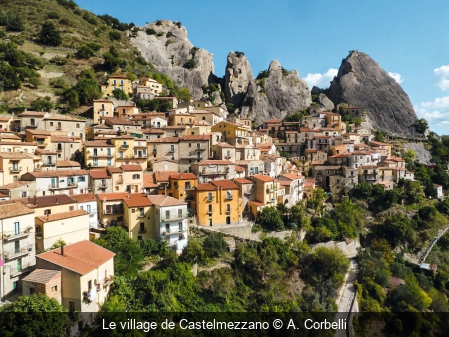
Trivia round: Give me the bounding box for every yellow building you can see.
[101,74,132,97]
[138,76,163,95]
[84,139,116,168]
[97,192,128,227]
[247,174,280,219]
[169,113,194,126]
[93,99,114,123]
[123,194,154,240]
[111,136,147,168]
[0,152,39,185]
[35,209,90,253]
[194,179,241,226]
[211,121,252,145]
[36,241,115,321]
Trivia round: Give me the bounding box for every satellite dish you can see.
[39,161,43,166]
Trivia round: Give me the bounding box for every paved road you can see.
[335,259,359,337]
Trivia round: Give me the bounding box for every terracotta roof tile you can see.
[23,170,88,178]
[90,169,110,179]
[180,135,210,141]
[22,269,61,284]
[97,192,129,201]
[170,173,197,180]
[0,195,77,208]
[0,203,34,219]
[281,173,304,180]
[211,180,239,189]
[234,178,254,184]
[121,164,143,172]
[143,174,158,188]
[123,194,153,207]
[37,240,115,276]
[154,171,180,182]
[196,183,217,191]
[251,174,276,182]
[57,160,81,168]
[147,195,187,207]
[36,209,88,223]
[70,193,96,203]
[199,160,233,165]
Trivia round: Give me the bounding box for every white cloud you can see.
[303,68,338,89]
[388,72,403,84]
[414,96,449,127]
[434,65,449,91]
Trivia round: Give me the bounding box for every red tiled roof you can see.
[234,178,254,184]
[97,192,130,201]
[196,183,217,191]
[211,180,239,189]
[0,203,34,219]
[180,135,210,141]
[107,167,122,174]
[281,173,303,180]
[90,169,110,179]
[147,195,187,207]
[123,194,153,207]
[143,174,158,188]
[147,137,180,143]
[121,164,142,172]
[70,193,96,203]
[251,174,276,182]
[36,209,88,223]
[154,171,180,182]
[23,170,88,178]
[37,240,115,276]
[170,173,197,180]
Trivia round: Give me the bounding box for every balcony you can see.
[168,149,175,153]
[42,161,56,167]
[161,213,188,221]
[225,211,231,215]
[9,166,21,173]
[116,180,123,185]
[244,190,253,195]
[4,246,33,261]
[225,195,233,200]
[121,144,129,149]
[196,146,206,151]
[104,275,114,286]
[134,154,147,158]
[104,208,124,214]
[10,262,33,277]
[3,227,33,241]
[206,197,214,202]
[98,183,108,189]
[67,182,78,188]
[138,228,147,234]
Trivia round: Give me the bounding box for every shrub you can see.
[0,10,24,31]
[166,31,174,38]
[30,97,54,112]
[50,78,66,89]
[155,20,163,26]
[175,21,182,28]
[145,28,156,35]
[59,18,70,25]
[47,12,60,20]
[75,45,94,59]
[235,51,244,57]
[256,70,269,80]
[39,22,62,46]
[183,59,196,69]
[109,31,121,41]
[112,88,128,100]
[203,232,227,258]
[83,13,97,25]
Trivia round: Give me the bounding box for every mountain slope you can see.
[328,50,419,138]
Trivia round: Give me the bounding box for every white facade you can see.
[0,209,36,301]
[77,201,99,228]
[150,117,168,128]
[155,204,188,253]
[24,173,89,196]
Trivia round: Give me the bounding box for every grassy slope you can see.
[0,0,150,111]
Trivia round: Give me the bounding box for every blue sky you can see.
[76,0,449,135]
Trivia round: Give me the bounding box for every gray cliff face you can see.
[131,20,214,100]
[328,50,418,137]
[224,53,311,124]
[318,93,334,111]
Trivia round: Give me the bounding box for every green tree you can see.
[112,88,129,100]
[39,22,62,46]
[180,237,206,264]
[381,213,415,248]
[30,96,54,112]
[0,10,24,31]
[183,59,197,69]
[203,232,227,258]
[74,78,102,105]
[302,247,350,302]
[307,188,326,215]
[256,206,284,231]
[331,199,365,239]
[0,294,69,337]
[352,182,373,199]
[177,87,191,102]
[414,118,428,134]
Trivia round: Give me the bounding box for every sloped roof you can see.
[147,195,187,207]
[36,209,88,223]
[0,203,34,219]
[37,240,115,276]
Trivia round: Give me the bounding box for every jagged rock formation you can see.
[224,52,311,124]
[328,50,418,138]
[131,20,214,100]
[318,93,334,111]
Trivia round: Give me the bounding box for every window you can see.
[76,123,80,128]
[69,206,74,211]
[50,122,53,126]
[170,144,175,152]
[132,174,140,179]
[78,176,86,182]
[107,159,111,166]
[88,280,92,291]
[208,192,213,201]
[30,118,35,126]
[44,209,51,215]
[185,182,191,190]
[139,208,144,217]
[14,222,20,235]
[93,158,98,166]
[178,209,182,218]
[165,210,170,219]
[52,285,58,292]
[140,222,145,231]
[226,204,231,212]
[208,205,212,213]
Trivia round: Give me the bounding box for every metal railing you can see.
[3,227,33,241]
[161,213,189,221]
[10,262,33,277]
[4,245,33,261]
[121,144,129,149]
[104,208,124,214]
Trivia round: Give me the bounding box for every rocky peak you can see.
[328,50,419,138]
[131,20,214,99]
[224,51,256,108]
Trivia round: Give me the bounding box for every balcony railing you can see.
[225,195,233,200]
[98,183,108,189]
[67,182,78,188]
[4,245,33,261]
[138,228,147,234]
[104,208,124,214]
[116,180,123,185]
[10,262,33,277]
[3,227,33,241]
[161,213,188,221]
[9,167,21,173]
[121,144,129,149]
[104,275,114,286]
[134,154,147,158]
[196,146,206,151]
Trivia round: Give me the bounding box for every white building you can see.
[147,195,188,253]
[71,193,99,228]
[0,203,36,301]
[277,173,305,207]
[20,170,89,196]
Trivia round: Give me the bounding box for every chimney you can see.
[55,197,58,204]
[61,246,65,256]
[34,195,37,205]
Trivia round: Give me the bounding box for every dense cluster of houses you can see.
[0,74,422,319]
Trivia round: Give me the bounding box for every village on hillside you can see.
[0,73,434,325]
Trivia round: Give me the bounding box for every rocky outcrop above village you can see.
[131,20,214,100]
[224,53,312,124]
[328,50,419,138]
